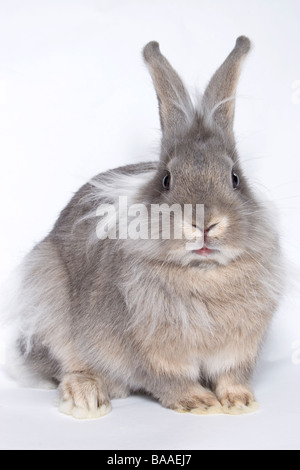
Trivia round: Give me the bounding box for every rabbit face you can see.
[138,123,259,267]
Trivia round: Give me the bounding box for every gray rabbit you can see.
[8,37,283,418]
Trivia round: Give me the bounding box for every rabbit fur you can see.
[7,37,283,419]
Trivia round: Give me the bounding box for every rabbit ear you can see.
[143,41,194,140]
[202,36,251,137]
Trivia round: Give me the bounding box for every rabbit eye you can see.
[162,172,171,190]
[232,170,240,189]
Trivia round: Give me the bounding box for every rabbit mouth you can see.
[193,247,218,256]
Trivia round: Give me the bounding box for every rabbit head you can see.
[135,37,270,267]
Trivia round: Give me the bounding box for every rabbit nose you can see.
[205,223,218,234]
[204,223,219,242]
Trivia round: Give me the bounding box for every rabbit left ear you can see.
[143,42,194,142]
[202,36,252,138]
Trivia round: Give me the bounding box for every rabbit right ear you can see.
[143,42,194,142]
[202,36,252,139]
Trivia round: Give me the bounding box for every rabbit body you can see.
[10,37,283,418]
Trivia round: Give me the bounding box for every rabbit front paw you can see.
[170,386,223,415]
[59,372,111,419]
[216,383,259,415]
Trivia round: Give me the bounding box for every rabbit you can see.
[7,36,283,419]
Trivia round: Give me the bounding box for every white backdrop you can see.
[0,0,299,450]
